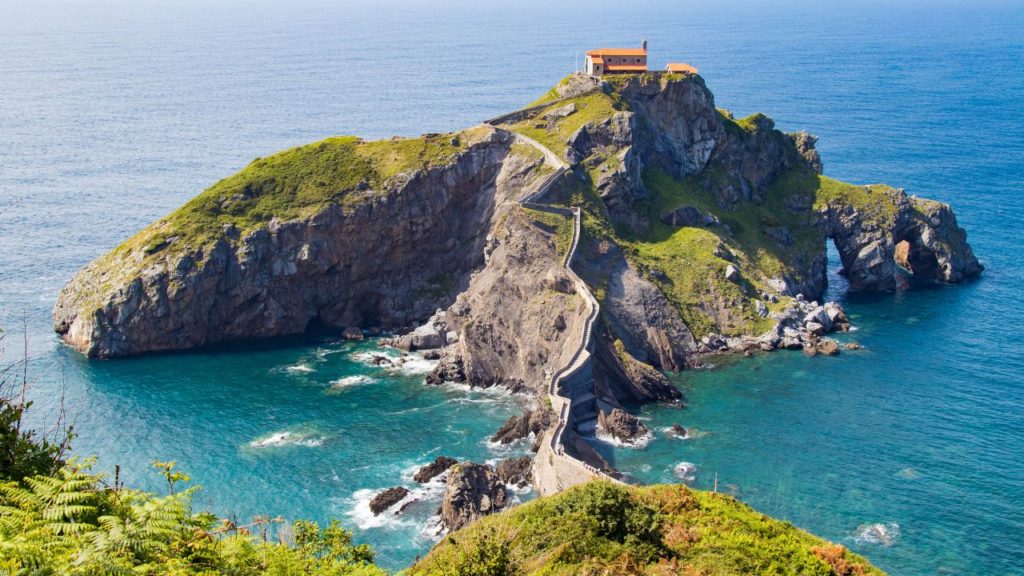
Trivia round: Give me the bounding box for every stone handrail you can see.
[485,118,621,490]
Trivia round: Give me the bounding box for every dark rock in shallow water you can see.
[670,423,689,438]
[491,409,551,444]
[441,462,507,532]
[413,456,458,483]
[598,408,649,443]
[369,486,409,515]
[496,456,532,487]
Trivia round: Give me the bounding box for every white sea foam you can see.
[249,431,325,449]
[350,349,438,376]
[674,461,698,483]
[391,354,438,375]
[284,363,315,373]
[595,428,654,449]
[853,522,901,546]
[345,488,414,530]
[329,375,376,389]
[344,477,450,533]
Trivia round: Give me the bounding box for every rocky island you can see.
[54,71,981,503]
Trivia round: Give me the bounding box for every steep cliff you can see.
[55,127,524,357]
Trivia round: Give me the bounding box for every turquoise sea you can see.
[1,0,1022,572]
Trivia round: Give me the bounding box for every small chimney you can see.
[642,37,647,52]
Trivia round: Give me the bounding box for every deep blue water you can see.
[1,0,1022,573]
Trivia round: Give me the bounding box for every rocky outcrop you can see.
[598,408,650,443]
[490,408,551,445]
[822,190,983,291]
[53,70,984,501]
[428,204,591,394]
[495,456,532,487]
[369,486,409,515]
[440,462,508,532]
[413,456,458,483]
[594,330,681,403]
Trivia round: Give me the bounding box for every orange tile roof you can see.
[666,62,698,74]
[604,64,648,72]
[586,47,647,57]
[590,56,604,64]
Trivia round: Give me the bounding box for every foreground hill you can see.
[410,480,884,576]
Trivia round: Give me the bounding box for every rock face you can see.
[440,463,508,532]
[428,203,592,395]
[413,456,458,483]
[369,486,409,515]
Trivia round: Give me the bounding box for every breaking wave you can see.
[853,522,901,546]
[248,431,325,449]
[673,461,698,483]
[329,375,377,390]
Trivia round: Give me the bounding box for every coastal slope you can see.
[410,480,885,576]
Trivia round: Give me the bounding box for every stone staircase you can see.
[483,115,624,496]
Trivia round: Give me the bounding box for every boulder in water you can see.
[413,456,458,483]
[369,486,409,515]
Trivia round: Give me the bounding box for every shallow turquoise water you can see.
[1,0,1022,572]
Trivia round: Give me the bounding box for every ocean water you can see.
[1,0,1022,573]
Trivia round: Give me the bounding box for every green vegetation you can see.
[0,460,384,575]
[505,91,627,158]
[524,207,574,259]
[410,481,883,576]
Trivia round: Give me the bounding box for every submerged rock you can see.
[441,462,508,532]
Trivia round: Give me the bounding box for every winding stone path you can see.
[485,118,624,495]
